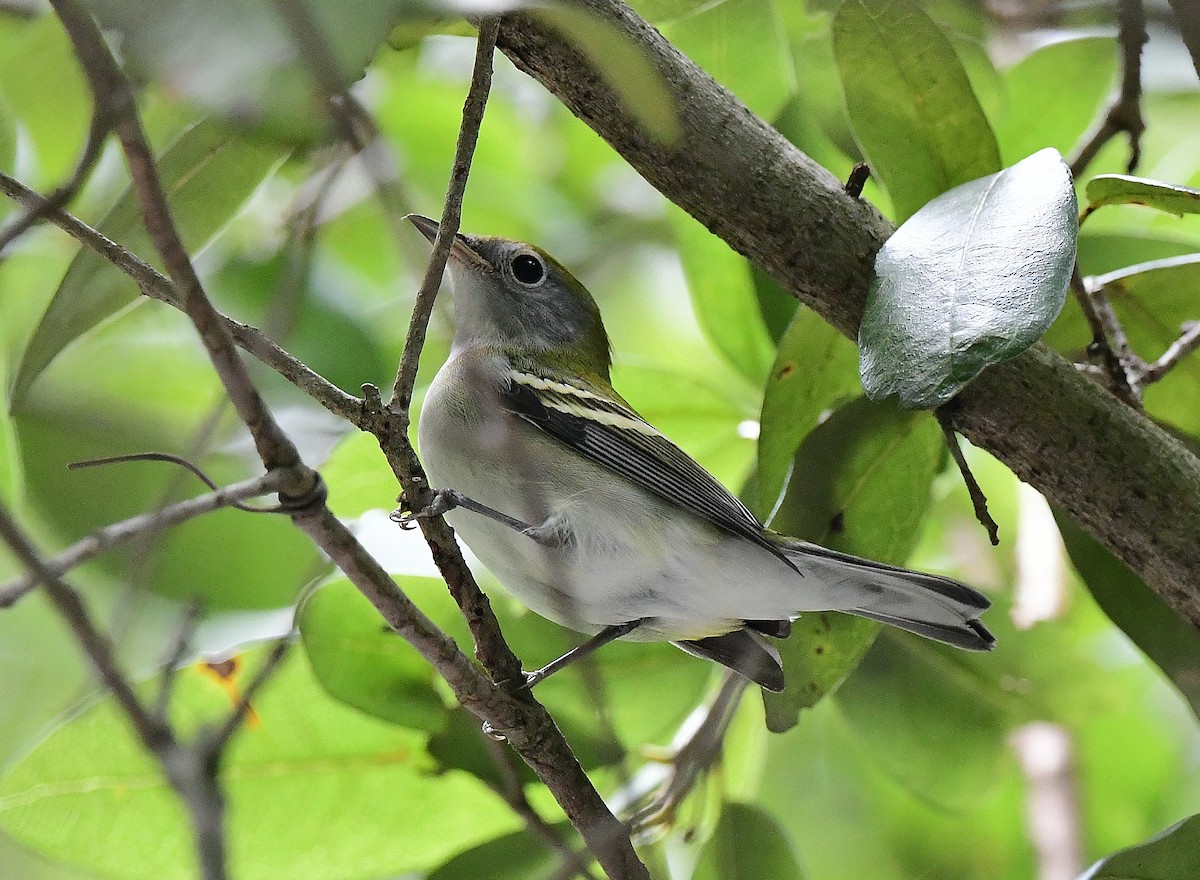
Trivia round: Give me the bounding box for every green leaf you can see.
[671,208,775,383]
[762,397,943,732]
[0,16,91,183]
[665,0,796,119]
[996,38,1116,167]
[1081,815,1200,880]
[533,5,682,145]
[1054,511,1200,717]
[756,306,859,517]
[321,431,400,519]
[1085,175,1200,219]
[831,0,1001,221]
[693,802,806,880]
[0,91,15,176]
[860,148,1077,408]
[298,578,449,731]
[0,364,20,510]
[835,632,1018,809]
[12,119,286,403]
[1077,232,1200,277]
[1044,254,1200,434]
[0,649,519,880]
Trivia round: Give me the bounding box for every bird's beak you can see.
[406,214,492,272]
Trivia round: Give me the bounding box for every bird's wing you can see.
[501,367,786,559]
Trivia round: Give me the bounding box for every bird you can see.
[405,214,993,692]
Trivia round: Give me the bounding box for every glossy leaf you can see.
[1055,511,1200,717]
[831,0,1001,221]
[693,802,806,880]
[1085,175,1200,218]
[298,578,448,731]
[1080,815,1200,880]
[672,208,775,383]
[13,120,285,403]
[762,397,943,732]
[995,38,1116,167]
[756,305,859,517]
[860,148,1077,408]
[0,649,519,880]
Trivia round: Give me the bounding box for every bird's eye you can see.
[511,253,545,286]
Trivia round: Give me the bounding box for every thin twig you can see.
[843,163,870,198]
[937,411,1000,546]
[1070,0,1147,176]
[49,0,310,482]
[0,504,169,748]
[389,17,501,416]
[0,471,288,608]
[484,736,603,880]
[154,602,205,722]
[1086,275,1147,406]
[1139,321,1200,384]
[269,0,419,263]
[0,110,111,254]
[1069,266,1143,407]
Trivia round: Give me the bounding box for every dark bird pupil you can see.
[512,254,544,284]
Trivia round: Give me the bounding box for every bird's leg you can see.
[393,488,566,546]
[520,620,643,689]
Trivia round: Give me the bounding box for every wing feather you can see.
[502,369,793,567]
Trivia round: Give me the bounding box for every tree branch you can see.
[1070,0,1147,176]
[489,0,1200,630]
[49,0,310,484]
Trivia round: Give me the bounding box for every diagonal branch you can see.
[48,0,311,485]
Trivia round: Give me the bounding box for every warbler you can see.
[407,215,993,692]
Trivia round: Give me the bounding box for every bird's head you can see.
[409,215,612,377]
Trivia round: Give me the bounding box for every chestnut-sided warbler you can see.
[407,215,993,691]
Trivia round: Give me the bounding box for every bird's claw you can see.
[390,487,461,530]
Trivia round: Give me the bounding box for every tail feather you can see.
[674,629,785,691]
[777,538,995,652]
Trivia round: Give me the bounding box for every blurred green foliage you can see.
[1,0,1199,877]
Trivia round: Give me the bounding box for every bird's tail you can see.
[776,538,996,651]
